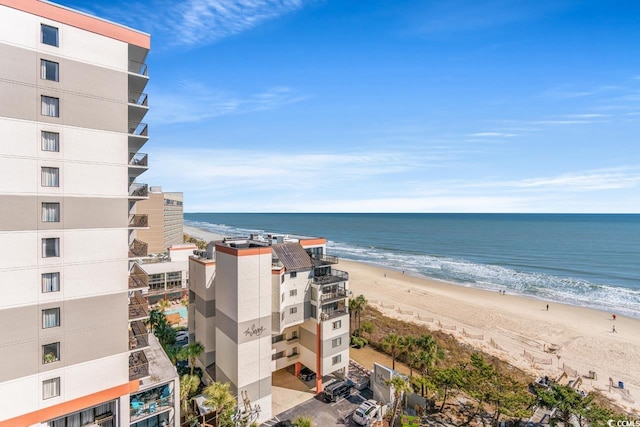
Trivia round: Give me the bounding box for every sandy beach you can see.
[184,225,640,413]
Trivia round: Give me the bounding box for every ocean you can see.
[184,213,640,319]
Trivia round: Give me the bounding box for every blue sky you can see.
[63,0,639,212]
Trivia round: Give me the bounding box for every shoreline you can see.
[183,224,640,412]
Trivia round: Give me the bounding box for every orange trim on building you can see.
[0,380,138,426]
[189,256,215,267]
[215,244,272,257]
[300,238,326,247]
[0,0,150,49]
[315,322,323,393]
[272,268,284,275]
[169,245,198,251]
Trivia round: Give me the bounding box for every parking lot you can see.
[262,387,374,427]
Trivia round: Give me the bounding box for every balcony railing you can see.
[129,214,149,228]
[128,60,148,77]
[129,350,149,380]
[129,152,148,167]
[130,396,174,422]
[313,269,349,286]
[128,91,148,107]
[311,254,339,266]
[129,320,149,350]
[129,239,148,258]
[129,183,148,199]
[128,121,148,137]
[129,263,148,289]
[129,291,149,320]
[319,289,348,304]
[320,307,348,321]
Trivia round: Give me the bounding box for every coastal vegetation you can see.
[184,233,208,249]
[350,296,627,426]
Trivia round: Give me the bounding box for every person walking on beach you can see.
[612,325,617,333]
[546,304,549,311]
[612,314,616,321]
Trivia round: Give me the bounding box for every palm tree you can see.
[157,298,171,313]
[147,308,164,333]
[179,341,205,376]
[416,334,443,376]
[386,376,411,427]
[180,374,201,420]
[349,298,359,335]
[382,333,403,371]
[203,382,237,427]
[402,336,418,377]
[354,294,367,330]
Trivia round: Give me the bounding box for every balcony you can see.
[310,254,339,266]
[129,263,148,289]
[129,320,149,350]
[129,183,148,199]
[129,152,148,167]
[319,289,348,304]
[129,59,148,77]
[128,121,148,137]
[129,91,148,106]
[129,291,149,321]
[130,395,174,422]
[313,269,349,286]
[129,239,148,258]
[128,214,149,228]
[129,350,149,381]
[320,307,348,321]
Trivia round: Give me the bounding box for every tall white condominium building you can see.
[0,1,178,426]
[189,234,350,424]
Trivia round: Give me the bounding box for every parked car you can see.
[175,331,189,341]
[273,421,294,427]
[352,399,381,425]
[299,367,316,381]
[323,380,351,402]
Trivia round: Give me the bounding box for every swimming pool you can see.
[164,306,187,319]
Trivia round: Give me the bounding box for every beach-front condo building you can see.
[0,1,178,426]
[189,235,350,424]
[135,187,184,254]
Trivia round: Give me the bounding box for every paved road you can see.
[262,388,374,426]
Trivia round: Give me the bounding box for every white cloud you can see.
[95,0,310,48]
[466,132,516,138]
[149,85,307,124]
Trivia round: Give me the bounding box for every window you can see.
[41,131,59,152]
[42,203,60,222]
[43,308,60,328]
[332,355,342,365]
[290,307,297,315]
[41,96,59,117]
[290,271,297,278]
[271,351,284,361]
[290,289,297,297]
[41,24,59,47]
[42,272,60,293]
[43,342,60,364]
[332,320,341,330]
[43,377,60,399]
[290,347,298,356]
[289,331,298,340]
[281,293,285,303]
[281,312,284,321]
[42,238,60,258]
[41,167,59,187]
[41,59,59,81]
[332,337,342,348]
[281,275,284,284]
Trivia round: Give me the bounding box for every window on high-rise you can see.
[43,342,60,364]
[42,203,60,222]
[41,131,59,152]
[41,24,59,47]
[42,308,60,329]
[41,59,59,81]
[41,167,59,187]
[43,377,60,399]
[42,272,60,293]
[41,96,59,117]
[42,238,60,258]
